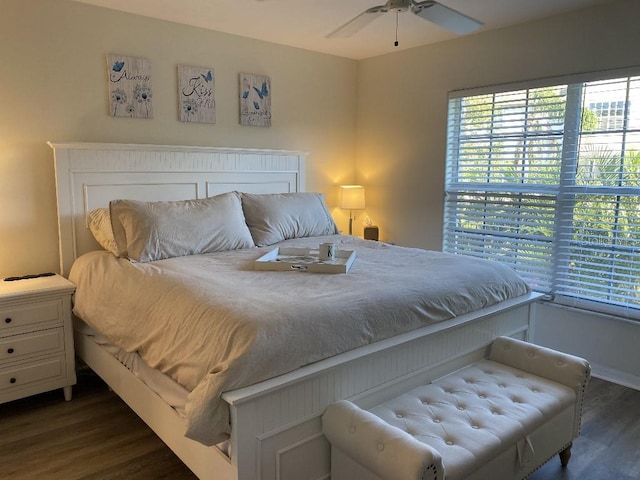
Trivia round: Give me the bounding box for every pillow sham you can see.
[241,192,338,247]
[110,191,255,262]
[88,207,124,257]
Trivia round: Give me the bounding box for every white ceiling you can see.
[73,0,614,60]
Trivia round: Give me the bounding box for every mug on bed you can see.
[319,242,336,261]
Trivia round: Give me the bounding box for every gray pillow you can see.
[110,191,255,262]
[241,192,338,247]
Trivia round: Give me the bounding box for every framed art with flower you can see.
[178,65,216,123]
[107,54,153,118]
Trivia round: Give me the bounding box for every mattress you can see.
[69,235,530,445]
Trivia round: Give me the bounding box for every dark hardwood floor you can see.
[529,376,640,480]
[1,371,639,479]
[0,370,196,480]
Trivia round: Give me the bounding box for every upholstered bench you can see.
[322,337,591,480]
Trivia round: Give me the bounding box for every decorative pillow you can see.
[109,191,255,262]
[88,207,124,257]
[241,192,338,247]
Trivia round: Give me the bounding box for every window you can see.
[443,73,640,319]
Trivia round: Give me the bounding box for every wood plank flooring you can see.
[529,376,640,480]
[1,371,639,479]
[0,370,196,480]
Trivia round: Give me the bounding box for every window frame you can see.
[444,66,640,321]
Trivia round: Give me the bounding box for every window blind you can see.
[444,73,640,319]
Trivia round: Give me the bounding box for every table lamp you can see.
[339,185,365,235]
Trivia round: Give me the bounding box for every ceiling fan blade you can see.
[412,1,482,35]
[326,7,387,38]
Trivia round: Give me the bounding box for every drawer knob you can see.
[9,377,17,384]
[7,348,14,354]
[4,317,11,324]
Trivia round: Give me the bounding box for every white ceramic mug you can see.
[319,242,336,261]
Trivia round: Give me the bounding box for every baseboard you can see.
[591,363,640,392]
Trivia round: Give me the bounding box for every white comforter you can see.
[69,235,530,445]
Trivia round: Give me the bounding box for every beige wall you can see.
[356,0,640,249]
[0,0,358,277]
[3,0,640,278]
[353,0,640,388]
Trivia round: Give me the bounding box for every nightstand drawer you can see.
[0,356,65,393]
[0,328,64,361]
[0,300,61,334]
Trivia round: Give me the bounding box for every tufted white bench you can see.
[322,336,591,480]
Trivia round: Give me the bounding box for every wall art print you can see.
[239,73,271,127]
[178,65,216,123]
[107,54,153,118]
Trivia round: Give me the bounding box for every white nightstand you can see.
[0,274,76,403]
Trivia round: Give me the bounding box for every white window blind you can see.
[444,73,640,319]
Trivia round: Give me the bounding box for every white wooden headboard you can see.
[49,142,308,276]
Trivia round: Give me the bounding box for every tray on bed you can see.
[254,247,356,273]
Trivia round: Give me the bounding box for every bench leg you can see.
[559,443,572,467]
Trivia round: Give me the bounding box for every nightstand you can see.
[0,274,76,403]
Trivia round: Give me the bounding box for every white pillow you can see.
[110,192,255,262]
[241,192,338,247]
[88,207,124,257]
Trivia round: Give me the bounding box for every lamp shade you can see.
[339,185,365,210]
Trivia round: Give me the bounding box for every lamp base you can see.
[348,217,353,236]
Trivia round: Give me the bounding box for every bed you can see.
[50,142,541,480]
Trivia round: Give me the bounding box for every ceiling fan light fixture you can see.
[387,0,411,12]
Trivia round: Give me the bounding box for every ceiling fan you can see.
[327,0,483,40]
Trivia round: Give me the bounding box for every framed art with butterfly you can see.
[107,54,153,119]
[239,73,271,127]
[178,65,216,124]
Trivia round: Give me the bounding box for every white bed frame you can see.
[50,142,541,480]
